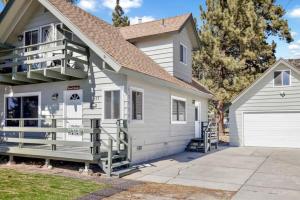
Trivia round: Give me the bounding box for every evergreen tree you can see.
[1,0,9,4]
[193,0,292,135]
[112,0,130,27]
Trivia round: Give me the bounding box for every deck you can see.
[0,39,89,85]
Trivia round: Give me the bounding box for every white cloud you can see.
[291,31,297,37]
[78,0,98,11]
[102,0,142,12]
[130,16,155,24]
[288,40,300,58]
[289,8,300,18]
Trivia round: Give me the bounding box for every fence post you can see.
[19,119,24,148]
[107,139,113,176]
[51,119,57,151]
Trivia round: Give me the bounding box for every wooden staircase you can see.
[98,119,138,177]
[186,121,219,153]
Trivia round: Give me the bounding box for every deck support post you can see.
[7,155,15,165]
[44,159,53,169]
[107,139,113,177]
[19,119,24,148]
[84,162,90,173]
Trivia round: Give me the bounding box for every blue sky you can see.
[1,0,300,59]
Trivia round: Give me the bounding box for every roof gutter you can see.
[0,0,15,23]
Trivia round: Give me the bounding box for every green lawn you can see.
[0,169,108,200]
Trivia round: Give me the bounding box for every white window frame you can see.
[3,92,42,127]
[102,86,124,121]
[273,69,291,87]
[180,43,187,65]
[39,24,55,44]
[171,95,187,124]
[130,87,144,123]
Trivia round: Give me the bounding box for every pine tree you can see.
[112,0,130,27]
[1,0,9,4]
[193,0,292,135]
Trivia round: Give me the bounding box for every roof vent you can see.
[138,18,143,24]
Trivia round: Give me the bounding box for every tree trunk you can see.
[217,100,225,136]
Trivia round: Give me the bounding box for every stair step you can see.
[111,167,139,178]
[100,154,126,162]
[112,160,130,169]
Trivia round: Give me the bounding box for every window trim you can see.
[179,42,187,65]
[273,69,291,87]
[102,86,124,121]
[3,92,42,127]
[171,95,187,124]
[39,24,55,44]
[130,87,144,123]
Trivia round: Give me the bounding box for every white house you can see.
[0,0,212,176]
[230,59,300,149]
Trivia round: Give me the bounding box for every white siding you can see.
[230,63,300,146]
[135,35,174,75]
[127,76,208,163]
[173,27,193,83]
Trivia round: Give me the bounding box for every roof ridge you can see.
[120,13,192,28]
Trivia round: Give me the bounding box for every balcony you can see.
[0,39,89,85]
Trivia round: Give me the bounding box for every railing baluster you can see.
[51,119,57,151]
[19,119,24,148]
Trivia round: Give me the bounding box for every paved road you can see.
[125,147,300,200]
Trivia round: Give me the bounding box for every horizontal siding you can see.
[230,63,300,146]
[127,76,208,164]
[135,36,174,75]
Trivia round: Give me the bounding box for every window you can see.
[104,90,120,119]
[171,96,186,123]
[56,24,73,41]
[180,43,187,64]
[274,70,291,87]
[24,29,39,51]
[131,89,143,121]
[6,95,39,127]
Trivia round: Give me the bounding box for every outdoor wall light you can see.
[192,100,196,104]
[280,91,286,98]
[91,102,97,109]
[51,93,59,101]
[17,35,23,42]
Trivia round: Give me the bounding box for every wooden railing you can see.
[0,39,89,75]
[0,118,101,161]
[201,121,219,153]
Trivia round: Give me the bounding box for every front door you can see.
[64,90,83,141]
[194,102,202,138]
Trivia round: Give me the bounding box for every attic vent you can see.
[44,8,49,13]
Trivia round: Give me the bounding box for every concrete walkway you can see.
[125,147,300,200]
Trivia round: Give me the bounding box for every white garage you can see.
[243,112,300,148]
[229,59,300,148]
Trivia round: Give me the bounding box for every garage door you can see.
[243,112,300,148]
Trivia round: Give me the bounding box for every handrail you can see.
[0,39,65,53]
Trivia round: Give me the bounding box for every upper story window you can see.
[180,43,187,65]
[274,70,291,87]
[131,88,144,121]
[24,29,39,51]
[171,96,187,124]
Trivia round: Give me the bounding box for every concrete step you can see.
[111,167,139,178]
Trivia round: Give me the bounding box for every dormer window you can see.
[274,70,291,87]
[180,43,187,65]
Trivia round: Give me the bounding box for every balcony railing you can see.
[0,39,90,85]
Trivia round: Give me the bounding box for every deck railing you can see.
[0,39,89,79]
[0,118,101,161]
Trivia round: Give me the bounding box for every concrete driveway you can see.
[125,147,300,200]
